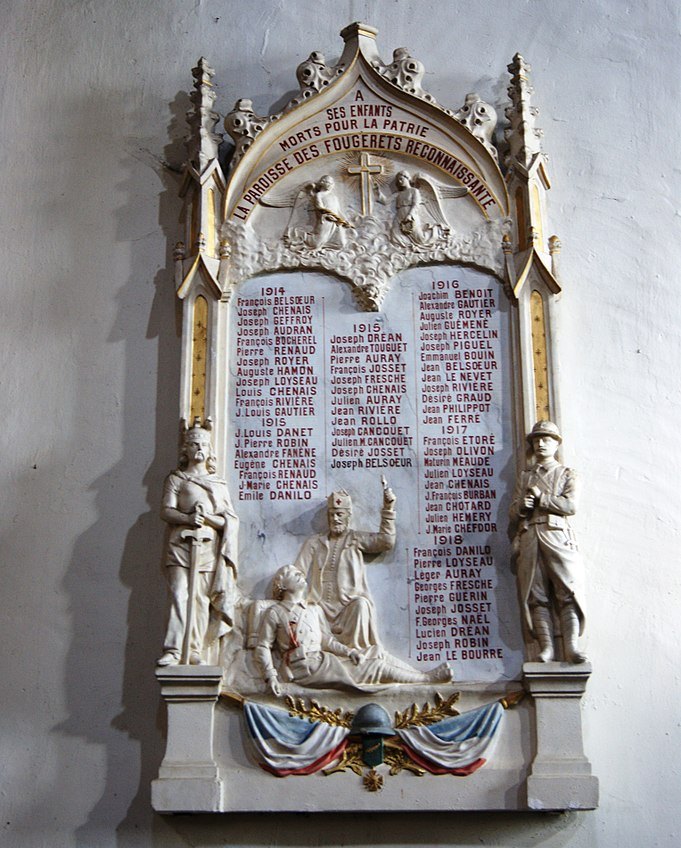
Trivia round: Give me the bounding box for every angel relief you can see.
[256,157,471,261]
[259,175,354,251]
[381,171,468,248]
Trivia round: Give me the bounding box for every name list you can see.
[329,322,413,472]
[233,286,321,502]
[412,280,503,666]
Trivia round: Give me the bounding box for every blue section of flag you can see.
[396,702,505,772]
[244,701,319,746]
[243,700,349,773]
[425,701,502,742]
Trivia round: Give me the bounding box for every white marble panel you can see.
[227,266,523,683]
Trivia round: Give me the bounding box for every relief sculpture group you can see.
[158,457,455,690]
[158,419,588,678]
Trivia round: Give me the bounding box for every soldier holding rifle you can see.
[510,420,587,664]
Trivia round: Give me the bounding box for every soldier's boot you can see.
[560,603,587,663]
[377,658,451,684]
[531,606,554,662]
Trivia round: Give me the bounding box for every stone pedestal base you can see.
[151,666,224,813]
[523,662,599,811]
[150,668,599,813]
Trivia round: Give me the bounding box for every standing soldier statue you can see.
[510,421,587,663]
[157,419,239,666]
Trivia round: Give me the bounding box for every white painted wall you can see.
[1,1,679,845]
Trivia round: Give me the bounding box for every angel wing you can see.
[412,175,449,229]
[438,185,469,200]
[259,183,317,242]
[258,184,313,209]
[413,175,469,229]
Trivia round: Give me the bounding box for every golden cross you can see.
[347,152,382,216]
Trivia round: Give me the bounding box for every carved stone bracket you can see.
[288,51,346,107]
[224,53,346,172]
[523,663,599,811]
[224,98,272,167]
[152,666,224,813]
[373,48,439,107]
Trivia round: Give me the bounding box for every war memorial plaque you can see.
[151,22,598,814]
[228,269,520,683]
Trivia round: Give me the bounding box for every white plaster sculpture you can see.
[382,170,468,247]
[157,419,239,666]
[303,174,352,250]
[255,565,452,694]
[293,51,344,98]
[223,98,270,166]
[260,176,353,251]
[223,53,344,171]
[377,47,437,106]
[187,58,222,172]
[454,93,498,160]
[504,54,545,173]
[509,421,587,664]
[294,482,395,652]
[222,214,508,311]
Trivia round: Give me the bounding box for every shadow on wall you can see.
[54,87,187,846]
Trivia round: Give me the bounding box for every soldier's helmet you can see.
[350,703,395,737]
[527,420,562,445]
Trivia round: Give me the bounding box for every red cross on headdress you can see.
[327,490,352,510]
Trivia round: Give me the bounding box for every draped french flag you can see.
[244,701,349,776]
[397,701,503,775]
[243,700,504,777]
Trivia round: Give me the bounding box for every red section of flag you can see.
[400,742,486,776]
[260,739,349,777]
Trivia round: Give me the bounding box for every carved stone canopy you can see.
[217,23,512,309]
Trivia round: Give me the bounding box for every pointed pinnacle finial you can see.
[192,57,215,85]
[186,57,222,172]
[505,53,544,171]
[338,21,380,67]
[340,21,378,42]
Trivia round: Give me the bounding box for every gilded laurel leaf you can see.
[384,746,425,777]
[285,695,354,728]
[323,741,363,776]
[393,691,460,728]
